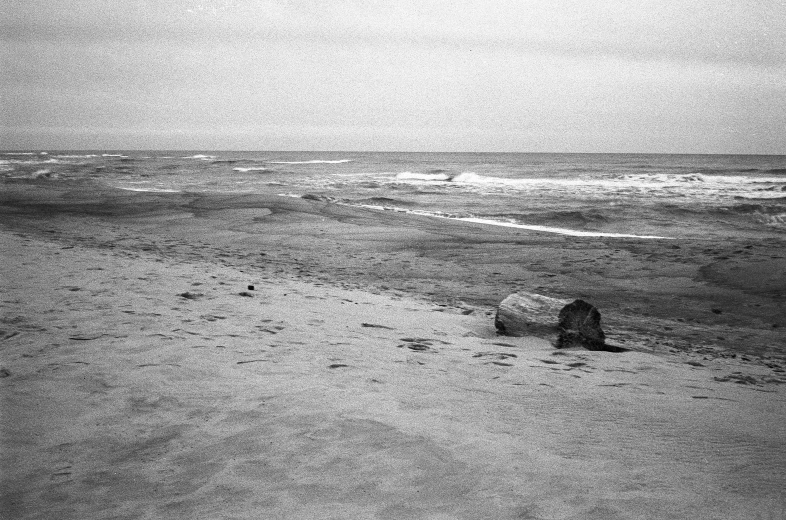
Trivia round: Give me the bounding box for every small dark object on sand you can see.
[248,285,255,290]
[239,291,253,297]
[361,323,395,329]
[178,292,203,300]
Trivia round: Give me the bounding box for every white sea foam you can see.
[0,158,64,165]
[118,187,181,193]
[289,193,673,239]
[454,217,673,239]
[621,173,786,186]
[269,159,353,164]
[182,154,216,160]
[760,213,786,228]
[395,171,451,181]
[734,193,786,200]
[55,154,99,159]
[233,167,274,173]
[390,206,672,238]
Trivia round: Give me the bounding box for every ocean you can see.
[2,151,785,241]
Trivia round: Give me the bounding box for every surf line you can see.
[362,204,675,239]
[451,216,674,239]
[287,194,675,239]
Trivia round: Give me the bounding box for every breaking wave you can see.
[181,154,216,160]
[395,171,451,181]
[269,159,353,164]
[293,194,672,239]
[233,167,275,173]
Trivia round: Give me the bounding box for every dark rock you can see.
[555,299,607,351]
[248,285,255,290]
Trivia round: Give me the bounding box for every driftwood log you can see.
[494,292,568,338]
[555,299,608,350]
[495,293,624,352]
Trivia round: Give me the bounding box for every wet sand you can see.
[2,183,785,519]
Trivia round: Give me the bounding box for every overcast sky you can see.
[1,1,785,153]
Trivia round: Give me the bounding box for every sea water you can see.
[2,151,785,240]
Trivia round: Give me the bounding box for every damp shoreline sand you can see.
[1,182,785,519]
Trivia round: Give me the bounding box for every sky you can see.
[1,1,785,153]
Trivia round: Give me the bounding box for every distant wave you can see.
[268,159,353,164]
[395,171,583,186]
[395,171,451,181]
[452,172,509,184]
[118,187,181,193]
[0,158,64,165]
[102,154,128,158]
[181,154,216,160]
[55,154,99,159]
[394,170,786,189]
[212,159,258,165]
[697,167,786,175]
[233,167,275,173]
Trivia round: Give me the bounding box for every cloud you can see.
[2,1,785,67]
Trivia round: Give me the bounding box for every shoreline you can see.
[1,181,784,358]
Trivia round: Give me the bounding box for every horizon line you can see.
[2,149,785,157]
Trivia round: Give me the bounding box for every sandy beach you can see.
[2,183,785,519]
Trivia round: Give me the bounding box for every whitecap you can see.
[118,187,181,193]
[454,217,673,239]
[181,154,217,160]
[395,171,451,181]
[233,167,274,173]
[268,159,353,164]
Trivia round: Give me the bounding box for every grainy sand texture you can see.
[2,184,785,519]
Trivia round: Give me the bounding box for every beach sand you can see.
[1,183,785,519]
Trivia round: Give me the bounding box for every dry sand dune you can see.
[1,185,785,519]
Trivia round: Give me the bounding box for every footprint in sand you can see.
[473,352,518,360]
[50,466,73,483]
[398,338,438,352]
